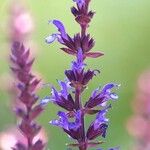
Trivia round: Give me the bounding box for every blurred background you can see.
[0,0,150,149]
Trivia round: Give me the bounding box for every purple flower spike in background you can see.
[10,42,45,150]
[43,0,120,150]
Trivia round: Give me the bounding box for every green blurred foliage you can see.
[0,0,150,149]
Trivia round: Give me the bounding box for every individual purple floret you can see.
[85,83,119,109]
[50,111,82,140]
[10,42,45,150]
[41,80,75,111]
[86,105,111,140]
[43,0,120,149]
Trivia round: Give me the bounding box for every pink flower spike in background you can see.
[0,127,47,150]
[0,127,25,150]
[127,70,150,150]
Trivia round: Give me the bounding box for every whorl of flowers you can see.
[42,0,120,150]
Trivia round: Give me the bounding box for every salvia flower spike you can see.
[10,42,45,150]
[43,0,120,149]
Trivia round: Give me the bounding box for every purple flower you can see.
[85,83,120,108]
[86,105,111,140]
[50,111,81,140]
[45,20,67,44]
[93,105,111,130]
[41,80,75,111]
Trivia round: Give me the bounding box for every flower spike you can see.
[10,42,45,150]
[44,0,120,149]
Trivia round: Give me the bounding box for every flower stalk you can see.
[77,1,91,149]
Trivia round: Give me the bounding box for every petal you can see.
[50,111,68,130]
[68,111,81,131]
[110,93,119,100]
[72,49,85,71]
[75,110,81,125]
[45,34,57,44]
[73,0,85,8]
[103,83,120,93]
[96,105,111,119]
[40,96,50,106]
[49,20,67,38]
[101,83,120,100]
[77,48,83,64]
[102,83,116,93]
[94,105,111,129]
[91,88,100,98]
[57,111,68,121]
[58,112,69,130]
[49,119,60,126]
[51,87,60,101]
[58,80,69,98]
